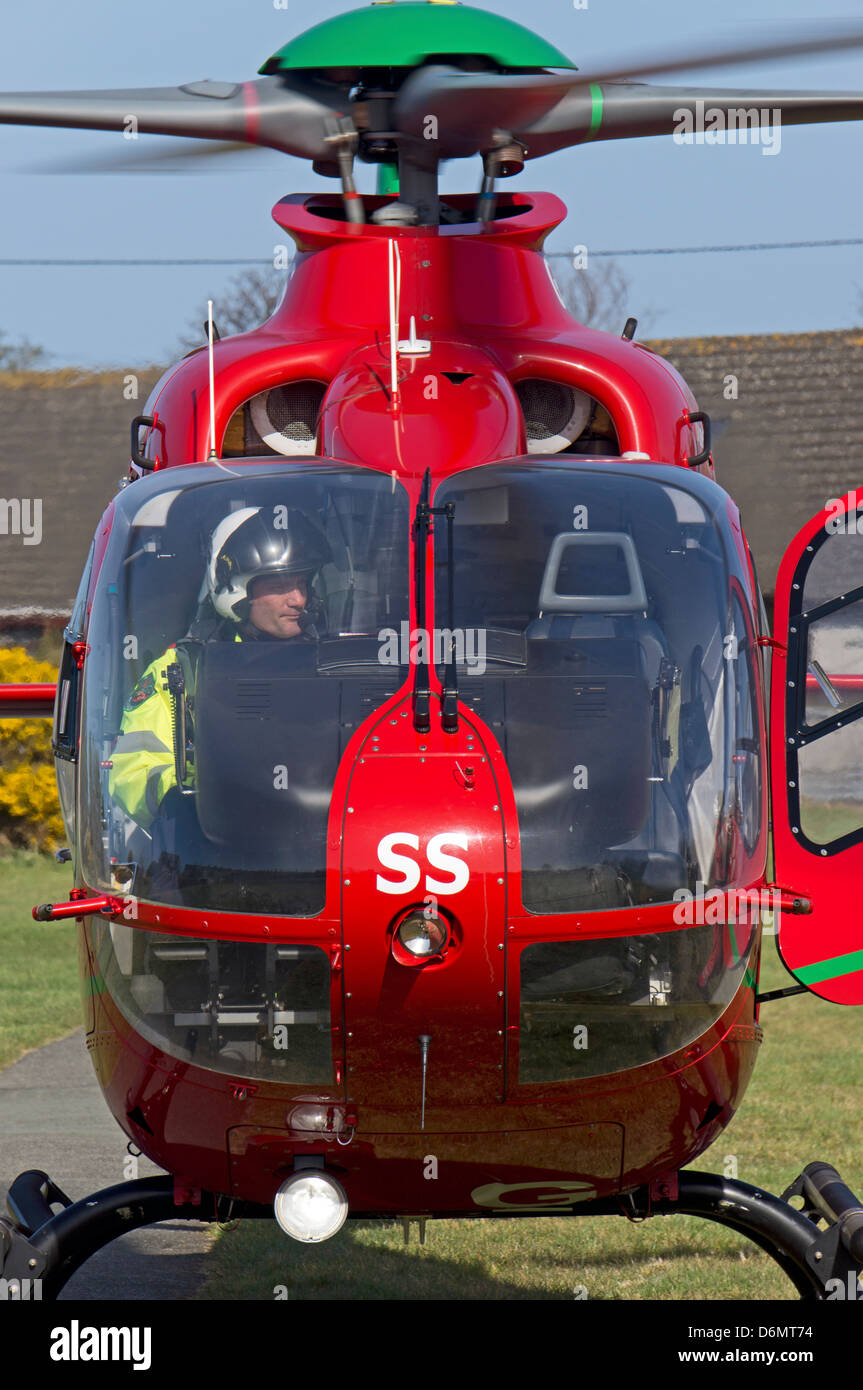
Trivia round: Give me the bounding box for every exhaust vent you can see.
[248,381,326,456]
[515,379,593,454]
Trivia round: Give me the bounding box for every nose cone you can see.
[320,343,525,473]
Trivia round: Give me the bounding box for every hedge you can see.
[0,647,64,852]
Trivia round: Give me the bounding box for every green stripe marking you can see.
[795,948,863,986]
[84,970,107,999]
[377,161,400,197]
[585,84,603,142]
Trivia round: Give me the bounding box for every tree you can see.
[178,267,289,352]
[0,331,49,370]
[178,255,652,353]
[548,256,654,335]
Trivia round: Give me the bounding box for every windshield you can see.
[433,462,764,913]
[519,919,756,1082]
[88,919,334,1084]
[80,463,410,914]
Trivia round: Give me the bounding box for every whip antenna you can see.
[387,239,401,413]
[207,299,218,460]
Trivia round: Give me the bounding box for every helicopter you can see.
[1,0,863,1302]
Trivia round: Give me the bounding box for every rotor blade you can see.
[21,140,281,176]
[393,66,575,159]
[391,19,863,161]
[562,20,863,91]
[0,76,347,161]
[517,85,863,157]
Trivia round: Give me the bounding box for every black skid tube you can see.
[783,1162,863,1268]
[1,1170,269,1300]
[659,1171,841,1299]
[542,1169,859,1299]
[2,1164,861,1300]
[567,1167,861,1298]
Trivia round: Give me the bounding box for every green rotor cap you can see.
[260,2,575,75]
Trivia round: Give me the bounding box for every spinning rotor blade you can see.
[518,85,863,157]
[4,18,863,176]
[551,21,863,92]
[23,141,281,176]
[0,76,347,162]
[393,66,575,159]
[393,21,863,163]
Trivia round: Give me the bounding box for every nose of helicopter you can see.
[338,696,508,1126]
[319,340,526,472]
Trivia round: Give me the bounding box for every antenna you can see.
[418,1034,431,1130]
[207,299,217,460]
[387,238,401,413]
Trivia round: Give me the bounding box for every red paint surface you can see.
[46,191,793,1216]
[771,493,863,1005]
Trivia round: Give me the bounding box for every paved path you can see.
[0,1030,214,1300]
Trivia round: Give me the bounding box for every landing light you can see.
[274,1171,348,1243]
[395,910,447,959]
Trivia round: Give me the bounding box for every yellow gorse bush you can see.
[0,646,64,850]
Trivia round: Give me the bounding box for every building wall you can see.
[652,329,863,603]
[2,333,862,622]
[0,369,163,619]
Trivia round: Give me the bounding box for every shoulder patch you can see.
[124,672,156,711]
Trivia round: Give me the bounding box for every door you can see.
[771,490,863,1004]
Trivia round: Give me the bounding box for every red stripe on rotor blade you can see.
[242,82,260,144]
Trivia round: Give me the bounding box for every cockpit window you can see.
[433,462,764,913]
[79,463,409,914]
[89,920,333,1084]
[519,919,756,1082]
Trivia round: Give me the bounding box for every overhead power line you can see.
[548,238,863,258]
[0,258,269,267]
[1,238,863,266]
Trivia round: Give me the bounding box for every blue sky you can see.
[1,0,863,365]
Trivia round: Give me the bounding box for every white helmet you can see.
[206,506,331,622]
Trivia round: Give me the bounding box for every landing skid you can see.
[627,1165,863,1300]
[1,1163,860,1300]
[0,1171,269,1300]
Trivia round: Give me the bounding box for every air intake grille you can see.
[516,379,576,441]
[267,383,325,442]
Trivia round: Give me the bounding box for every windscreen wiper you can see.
[411,473,459,734]
[412,471,432,734]
[436,499,458,734]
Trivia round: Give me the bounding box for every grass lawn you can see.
[0,851,77,1068]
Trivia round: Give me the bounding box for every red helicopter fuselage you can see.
[67,191,768,1218]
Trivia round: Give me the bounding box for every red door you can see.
[771,489,863,1004]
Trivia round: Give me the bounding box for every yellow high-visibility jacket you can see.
[108,645,186,829]
[109,634,245,829]
[110,626,317,826]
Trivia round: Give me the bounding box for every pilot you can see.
[109,506,331,828]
